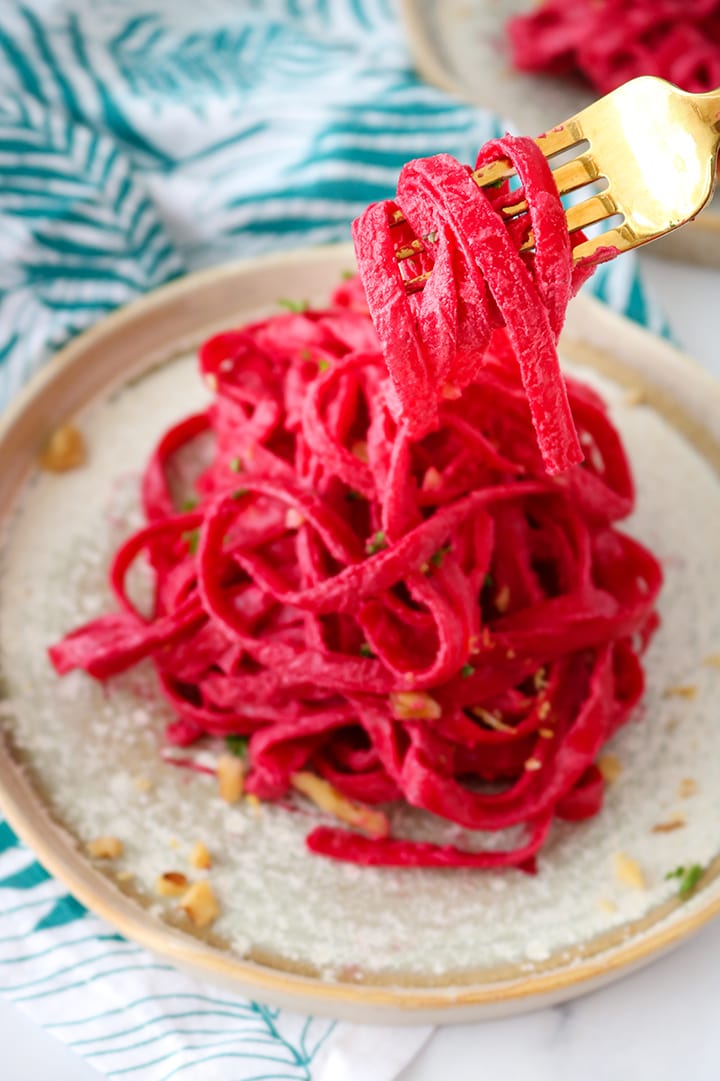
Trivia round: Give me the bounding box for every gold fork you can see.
[396,76,720,290]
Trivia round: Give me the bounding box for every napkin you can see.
[0,1,666,1078]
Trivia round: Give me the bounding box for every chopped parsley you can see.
[181,498,198,512]
[346,489,364,502]
[484,572,495,590]
[359,643,375,658]
[317,358,330,373]
[461,663,475,678]
[183,529,200,555]
[225,735,249,758]
[341,269,355,280]
[665,863,704,899]
[231,487,248,500]
[430,544,451,568]
[277,297,309,313]
[365,530,386,555]
[229,456,242,472]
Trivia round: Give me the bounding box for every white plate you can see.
[0,244,719,1023]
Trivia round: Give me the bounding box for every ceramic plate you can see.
[0,245,719,1024]
[399,0,720,268]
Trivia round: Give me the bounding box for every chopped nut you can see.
[217,753,245,803]
[652,815,686,834]
[389,691,441,721]
[86,836,123,860]
[351,440,368,463]
[245,793,261,816]
[533,667,548,691]
[662,684,697,700]
[155,871,189,897]
[39,424,86,473]
[133,775,153,794]
[598,897,617,914]
[678,777,698,799]
[624,387,646,407]
[506,648,516,659]
[292,771,389,838]
[495,585,511,613]
[441,382,461,400]
[524,757,542,772]
[205,373,218,392]
[421,466,442,491]
[538,728,554,739]
[472,707,514,733]
[537,700,551,721]
[597,753,623,783]
[703,653,720,669]
[179,879,220,928]
[189,841,212,870]
[613,851,645,890]
[284,507,305,529]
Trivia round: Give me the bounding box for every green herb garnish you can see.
[341,269,355,280]
[346,489,364,502]
[183,529,200,555]
[181,498,198,512]
[365,530,386,556]
[483,572,495,590]
[461,663,475,678]
[430,544,451,568]
[229,456,242,472]
[225,735,249,758]
[665,863,704,899]
[359,643,375,658]
[277,297,309,313]
[317,358,330,373]
[231,487,248,500]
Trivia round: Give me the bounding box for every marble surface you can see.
[2,253,720,1080]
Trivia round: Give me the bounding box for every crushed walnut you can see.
[678,777,698,799]
[703,653,720,670]
[179,880,220,928]
[389,691,441,721]
[189,841,212,870]
[39,424,86,473]
[613,851,645,890]
[155,871,189,897]
[652,815,686,834]
[86,836,123,860]
[292,771,389,839]
[597,753,622,783]
[662,684,697,700]
[217,753,245,803]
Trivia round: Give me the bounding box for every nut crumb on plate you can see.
[613,851,645,890]
[39,424,87,473]
[662,684,697,700]
[292,771,389,838]
[597,753,622,783]
[217,752,245,803]
[155,871,189,897]
[678,777,698,798]
[189,841,212,870]
[651,815,686,833]
[179,879,220,928]
[86,836,123,860]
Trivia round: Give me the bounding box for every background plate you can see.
[0,245,719,1024]
[399,0,720,268]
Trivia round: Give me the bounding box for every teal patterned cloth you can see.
[0,2,666,1078]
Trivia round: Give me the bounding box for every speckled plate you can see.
[0,245,719,1024]
[399,0,720,268]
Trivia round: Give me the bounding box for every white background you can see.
[3,252,720,1080]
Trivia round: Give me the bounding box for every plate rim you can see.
[1,243,720,1022]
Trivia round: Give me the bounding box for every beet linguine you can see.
[50,136,662,871]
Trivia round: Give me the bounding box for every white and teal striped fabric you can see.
[0,1,665,1078]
